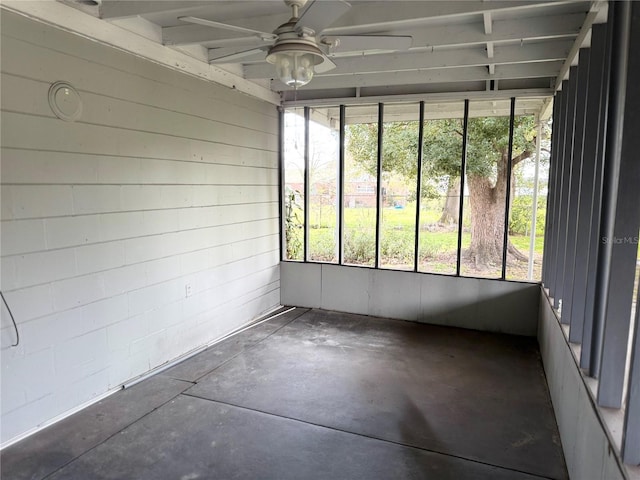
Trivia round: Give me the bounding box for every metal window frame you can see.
[303,106,310,262]
[456,100,470,277]
[542,93,562,287]
[501,97,516,279]
[278,107,285,262]
[375,103,384,269]
[414,101,425,273]
[338,105,346,265]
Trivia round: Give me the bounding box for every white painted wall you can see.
[281,262,540,336]
[538,292,627,480]
[0,11,280,445]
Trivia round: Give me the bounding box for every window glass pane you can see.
[380,104,420,270]
[506,112,550,281]
[460,100,512,278]
[419,102,465,274]
[344,105,378,266]
[308,107,340,263]
[283,108,305,261]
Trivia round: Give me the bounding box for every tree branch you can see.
[511,150,533,166]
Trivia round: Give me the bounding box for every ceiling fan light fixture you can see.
[266,39,324,87]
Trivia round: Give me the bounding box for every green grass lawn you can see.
[291,204,546,281]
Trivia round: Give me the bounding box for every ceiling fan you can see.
[178,0,412,87]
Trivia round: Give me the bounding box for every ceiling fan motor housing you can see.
[266,13,325,87]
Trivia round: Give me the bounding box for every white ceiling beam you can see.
[486,42,495,59]
[405,13,583,51]
[484,12,495,78]
[99,1,245,20]
[282,88,553,108]
[314,99,546,124]
[244,40,572,78]
[553,2,605,90]
[1,1,280,105]
[323,1,585,34]
[109,17,163,43]
[100,0,583,25]
[166,10,583,50]
[280,61,562,90]
[210,49,266,64]
[483,12,493,35]
[539,1,605,118]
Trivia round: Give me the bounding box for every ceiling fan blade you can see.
[296,0,351,34]
[179,16,276,40]
[208,47,267,64]
[323,35,413,53]
[201,35,274,49]
[315,56,337,74]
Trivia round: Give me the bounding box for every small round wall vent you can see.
[48,81,82,122]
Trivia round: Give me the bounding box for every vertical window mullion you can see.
[541,96,561,286]
[303,106,310,262]
[527,116,542,281]
[501,97,516,280]
[338,105,345,265]
[456,100,469,276]
[278,107,285,262]
[375,103,384,269]
[414,101,425,273]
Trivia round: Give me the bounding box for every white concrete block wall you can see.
[537,292,627,480]
[0,11,280,445]
[281,263,540,336]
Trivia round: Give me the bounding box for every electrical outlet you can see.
[185,283,193,297]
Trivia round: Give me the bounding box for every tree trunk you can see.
[467,174,506,268]
[466,151,529,269]
[438,176,460,224]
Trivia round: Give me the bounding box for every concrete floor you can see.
[1,308,567,480]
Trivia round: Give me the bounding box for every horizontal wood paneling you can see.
[0,10,280,445]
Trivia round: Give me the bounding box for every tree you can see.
[345,115,538,269]
[463,116,536,267]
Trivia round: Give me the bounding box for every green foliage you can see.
[304,205,545,267]
[509,196,547,236]
[284,186,303,260]
[344,229,376,264]
[309,229,337,262]
[346,115,538,183]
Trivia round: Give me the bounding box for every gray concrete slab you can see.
[0,375,191,480]
[188,309,567,479]
[47,394,548,480]
[1,308,566,480]
[161,307,308,382]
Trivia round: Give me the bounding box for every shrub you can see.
[509,196,546,236]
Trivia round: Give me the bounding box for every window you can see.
[419,103,465,274]
[308,108,340,263]
[283,108,305,261]
[343,105,378,266]
[282,98,549,283]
